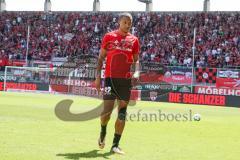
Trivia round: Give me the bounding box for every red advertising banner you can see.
[216,78,240,88]
[194,86,240,96]
[0,82,37,91]
[141,91,240,108]
[139,72,163,83]
[49,84,141,100]
[2,60,26,67]
[140,73,192,84]
[49,84,68,93]
[168,92,226,106]
[50,77,95,87]
[162,75,192,84]
[11,60,26,66]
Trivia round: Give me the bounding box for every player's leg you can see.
[110,78,131,154]
[99,78,116,149]
[111,100,128,154]
[101,100,115,125]
[99,100,115,149]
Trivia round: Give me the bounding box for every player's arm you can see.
[95,48,107,92]
[131,38,140,86]
[132,54,140,79]
[132,38,140,79]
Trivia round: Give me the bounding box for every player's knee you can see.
[101,111,111,120]
[119,100,129,108]
[101,113,111,124]
[101,106,113,118]
[118,107,127,121]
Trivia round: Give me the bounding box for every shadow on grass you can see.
[56,150,113,159]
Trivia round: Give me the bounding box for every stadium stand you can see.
[0,12,240,68]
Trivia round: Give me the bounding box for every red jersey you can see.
[101,30,140,78]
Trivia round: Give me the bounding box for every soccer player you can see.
[95,12,140,155]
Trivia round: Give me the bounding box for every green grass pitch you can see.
[0,92,240,160]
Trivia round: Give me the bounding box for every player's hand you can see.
[95,77,101,93]
[131,77,139,87]
[131,71,140,86]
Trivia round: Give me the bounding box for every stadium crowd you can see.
[0,12,240,68]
